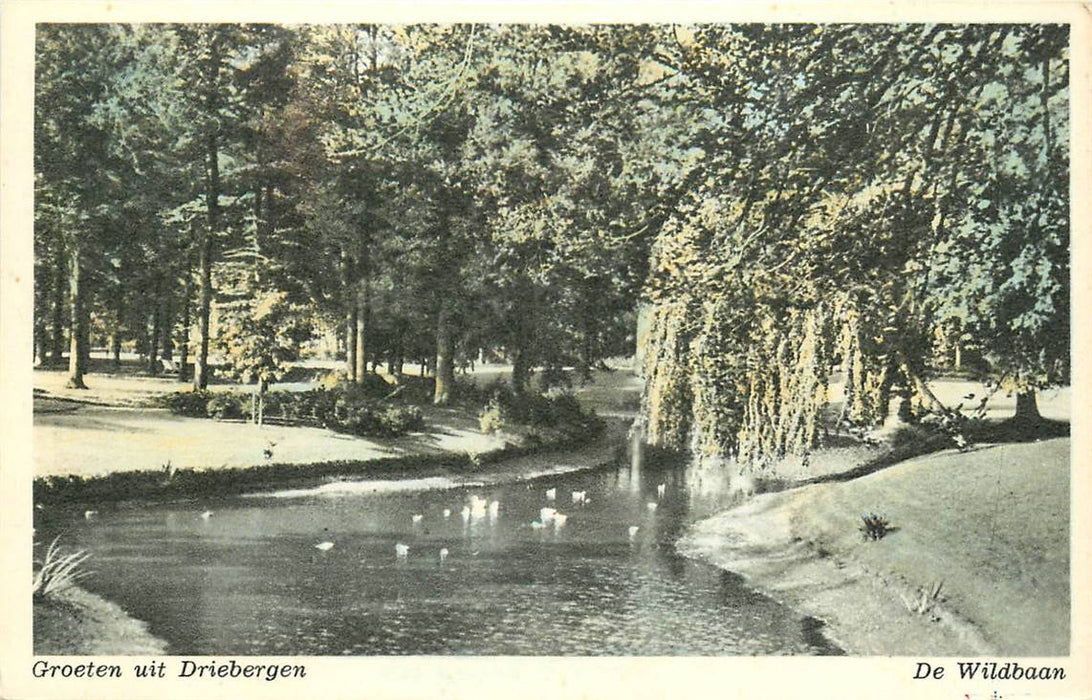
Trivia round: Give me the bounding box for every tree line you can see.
[34,24,1069,464]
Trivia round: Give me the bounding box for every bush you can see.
[156,389,216,417]
[860,512,892,541]
[330,400,424,437]
[160,384,424,438]
[477,387,602,442]
[479,397,507,434]
[206,393,246,420]
[392,375,437,403]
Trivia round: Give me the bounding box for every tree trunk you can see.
[1014,390,1041,422]
[65,248,88,389]
[346,303,358,382]
[195,36,221,391]
[148,297,162,375]
[50,253,66,364]
[161,294,174,362]
[340,246,356,381]
[354,286,368,380]
[387,321,404,378]
[434,302,455,405]
[511,345,531,394]
[110,292,124,368]
[898,354,948,415]
[194,233,214,390]
[111,331,121,367]
[79,300,91,375]
[178,258,192,382]
[510,283,536,394]
[34,318,46,366]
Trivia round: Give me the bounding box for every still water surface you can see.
[37,454,841,655]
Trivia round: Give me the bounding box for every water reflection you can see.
[36,450,841,656]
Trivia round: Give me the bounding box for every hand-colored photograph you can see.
[16,10,1078,675]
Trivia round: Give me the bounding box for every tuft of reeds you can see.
[32,536,91,600]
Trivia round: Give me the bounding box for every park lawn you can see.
[33,404,507,478]
[788,437,1069,655]
[684,436,1070,655]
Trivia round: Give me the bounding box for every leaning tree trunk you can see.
[898,354,948,416]
[65,247,88,389]
[434,301,455,405]
[1014,390,1041,423]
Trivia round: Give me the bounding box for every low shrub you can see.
[156,389,216,417]
[159,384,423,438]
[338,403,424,437]
[478,397,507,434]
[860,512,893,541]
[477,386,602,442]
[392,375,437,403]
[206,393,246,420]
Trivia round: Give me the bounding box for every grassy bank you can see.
[34,421,615,506]
[34,585,168,655]
[680,438,1069,655]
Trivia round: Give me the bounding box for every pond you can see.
[35,450,842,656]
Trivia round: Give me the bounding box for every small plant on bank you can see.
[860,512,892,541]
[900,580,944,619]
[478,397,507,434]
[33,536,91,600]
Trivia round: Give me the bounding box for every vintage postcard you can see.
[1,1,1089,699]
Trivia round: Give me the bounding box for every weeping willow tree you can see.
[637,24,1068,470]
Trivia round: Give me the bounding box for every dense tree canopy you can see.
[34,23,1070,465]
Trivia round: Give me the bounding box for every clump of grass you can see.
[33,536,91,600]
[859,512,892,541]
[900,580,944,619]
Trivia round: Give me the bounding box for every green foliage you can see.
[477,385,603,442]
[638,24,1069,467]
[34,24,1068,470]
[215,291,313,392]
[160,384,423,437]
[478,398,507,434]
[205,393,246,421]
[156,389,217,417]
[336,403,425,438]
